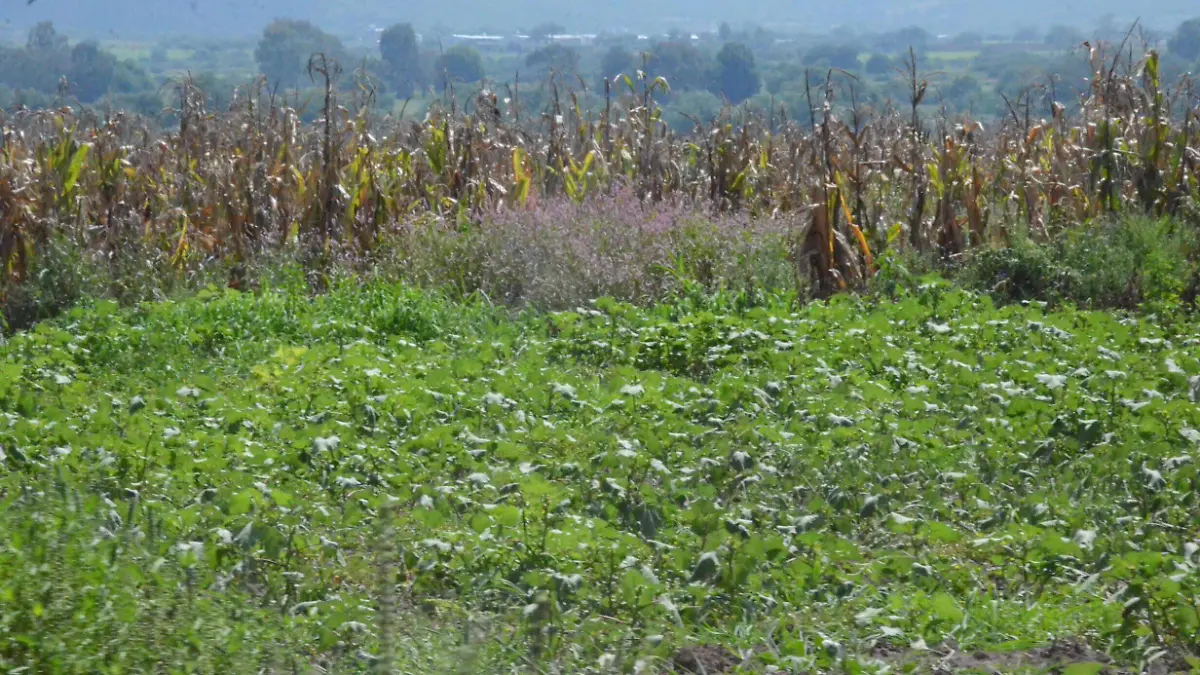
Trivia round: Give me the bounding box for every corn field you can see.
[1,44,1198,315]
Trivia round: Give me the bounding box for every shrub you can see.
[961,215,1199,311]
[1060,215,1198,311]
[960,235,1076,304]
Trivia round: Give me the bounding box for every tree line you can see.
[3,16,1200,126]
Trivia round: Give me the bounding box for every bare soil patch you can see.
[869,638,1194,674]
[671,644,740,674]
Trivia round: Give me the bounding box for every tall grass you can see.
[1,41,1198,329]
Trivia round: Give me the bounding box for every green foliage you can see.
[647,40,710,93]
[436,45,486,85]
[110,59,155,95]
[943,73,985,112]
[665,90,723,130]
[0,23,148,104]
[108,89,164,116]
[4,15,1198,140]
[524,43,580,79]
[961,236,1076,304]
[961,215,1200,312]
[1169,17,1200,62]
[254,19,347,89]
[865,52,893,76]
[4,280,1200,672]
[0,22,70,94]
[599,44,635,83]
[1058,216,1199,313]
[803,43,861,71]
[379,23,424,97]
[2,27,1200,339]
[1044,24,1086,50]
[26,21,68,54]
[873,25,931,53]
[710,41,760,104]
[67,42,116,102]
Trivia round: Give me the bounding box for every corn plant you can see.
[0,41,1198,322]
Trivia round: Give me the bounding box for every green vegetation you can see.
[4,278,1200,673]
[0,22,155,112]
[438,45,487,85]
[1169,18,1200,61]
[254,19,350,89]
[379,23,423,98]
[3,28,1199,332]
[4,15,1200,131]
[712,43,760,104]
[2,9,1200,673]
[961,217,1200,314]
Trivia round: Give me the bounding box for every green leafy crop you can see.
[2,280,1199,673]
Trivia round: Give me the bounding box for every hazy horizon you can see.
[2,0,1195,42]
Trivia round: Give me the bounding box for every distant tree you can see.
[525,43,579,80]
[27,21,68,54]
[995,61,1042,97]
[68,42,116,102]
[528,22,565,41]
[0,48,35,91]
[875,26,929,53]
[865,53,893,76]
[418,50,441,85]
[763,62,806,95]
[0,22,71,93]
[185,71,232,108]
[709,42,759,104]
[254,19,346,89]
[666,90,722,132]
[1012,26,1042,43]
[944,74,982,107]
[6,87,56,110]
[110,90,162,117]
[436,45,485,85]
[1043,24,1085,50]
[803,43,860,71]
[380,23,423,97]
[1169,18,1200,62]
[599,45,634,83]
[109,59,154,98]
[718,22,733,41]
[647,41,709,91]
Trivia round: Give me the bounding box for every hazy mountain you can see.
[5,0,1196,41]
